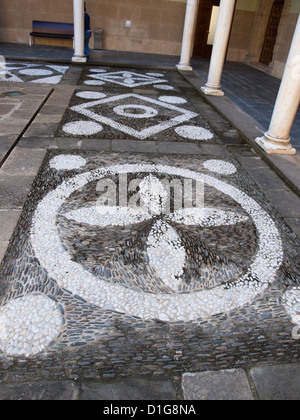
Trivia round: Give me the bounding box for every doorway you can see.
[260,0,285,65]
[193,0,220,58]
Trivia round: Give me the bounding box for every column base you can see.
[201,85,225,97]
[255,134,296,155]
[176,63,193,71]
[72,55,87,63]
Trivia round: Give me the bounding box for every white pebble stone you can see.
[175,125,214,141]
[62,121,103,136]
[0,294,63,357]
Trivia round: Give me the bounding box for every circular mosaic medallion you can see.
[31,164,283,322]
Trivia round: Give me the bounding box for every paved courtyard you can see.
[0,58,300,400]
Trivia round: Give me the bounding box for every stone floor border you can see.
[0,363,299,400]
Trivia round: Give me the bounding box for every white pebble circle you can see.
[84,80,105,86]
[159,96,187,104]
[0,294,63,357]
[282,288,300,325]
[76,91,107,100]
[146,73,165,77]
[175,125,214,141]
[50,154,87,171]
[154,84,174,91]
[113,104,158,119]
[19,69,53,76]
[203,160,237,175]
[62,121,103,136]
[89,69,107,73]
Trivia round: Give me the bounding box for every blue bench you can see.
[29,21,74,46]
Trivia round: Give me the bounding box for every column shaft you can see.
[72,0,87,63]
[177,0,199,71]
[201,0,236,96]
[256,16,300,155]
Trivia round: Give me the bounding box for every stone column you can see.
[0,55,5,81]
[255,17,300,155]
[72,0,87,63]
[201,0,236,96]
[177,0,199,71]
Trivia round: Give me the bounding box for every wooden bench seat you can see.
[29,21,74,46]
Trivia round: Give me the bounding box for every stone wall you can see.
[227,0,259,63]
[228,0,299,79]
[0,0,299,77]
[0,0,74,46]
[0,0,186,56]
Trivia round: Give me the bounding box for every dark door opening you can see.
[193,0,220,58]
[260,0,285,65]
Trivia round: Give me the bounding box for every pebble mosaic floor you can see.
[0,66,300,379]
[0,150,300,370]
[57,68,219,142]
[78,67,175,90]
[1,62,69,84]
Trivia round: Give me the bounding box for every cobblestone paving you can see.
[0,148,300,374]
[0,65,300,396]
[57,69,218,143]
